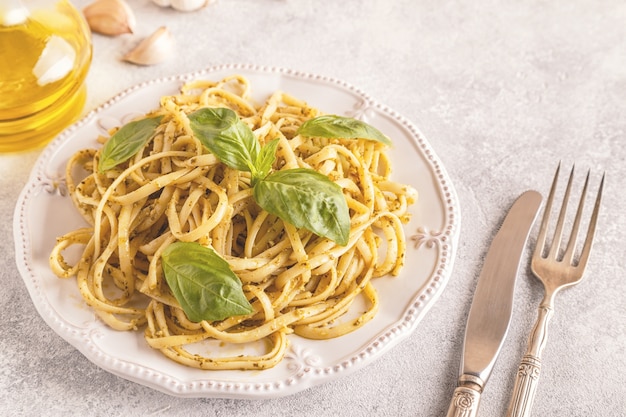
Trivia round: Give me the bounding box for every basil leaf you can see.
[254,138,280,183]
[253,168,350,246]
[297,115,392,146]
[188,107,259,173]
[98,116,163,173]
[161,241,253,322]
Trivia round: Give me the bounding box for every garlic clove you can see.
[83,0,136,36]
[171,0,210,12]
[123,26,175,66]
[151,0,215,12]
[150,0,172,7]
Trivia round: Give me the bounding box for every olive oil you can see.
[0,0,92,152]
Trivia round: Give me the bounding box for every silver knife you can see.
[445,190,542,417]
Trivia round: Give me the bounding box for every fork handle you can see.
[505,353,542,417]
[505,305,553,417]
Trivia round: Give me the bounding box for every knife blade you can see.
[445,190,542,417]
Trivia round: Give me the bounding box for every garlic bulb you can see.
[83,0,136,36]
[151,0,214,12]
[123,26,174,66]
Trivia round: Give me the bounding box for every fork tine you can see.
[576,171,605,269]
[547,164,575,260]
[535,163,560,259]
[562,170,590,263]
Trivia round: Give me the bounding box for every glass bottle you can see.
[0,0,92,152]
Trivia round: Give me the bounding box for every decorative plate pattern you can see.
[14,63,460,399]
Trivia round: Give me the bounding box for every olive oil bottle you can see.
[0,0,92,152]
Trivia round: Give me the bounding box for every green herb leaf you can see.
[161,241,254,322]
[254,138,280,183]
[187,108,351,245]
[253,168,350,245]
[98,116,163,173]
[188,108,259,173]
[297,115,392,146]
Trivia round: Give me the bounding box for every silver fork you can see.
[505,163,604,417]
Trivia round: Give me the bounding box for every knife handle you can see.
[445,376,483,417]
[505,305,553,417]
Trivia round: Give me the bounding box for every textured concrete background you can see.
[1,0,625,416]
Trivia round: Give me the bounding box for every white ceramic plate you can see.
[14,63,460,399]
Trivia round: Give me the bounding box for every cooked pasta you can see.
[49,74,417,370]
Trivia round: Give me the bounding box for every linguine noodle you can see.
[49,75,417,370]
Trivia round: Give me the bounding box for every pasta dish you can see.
[49,74,417,370]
